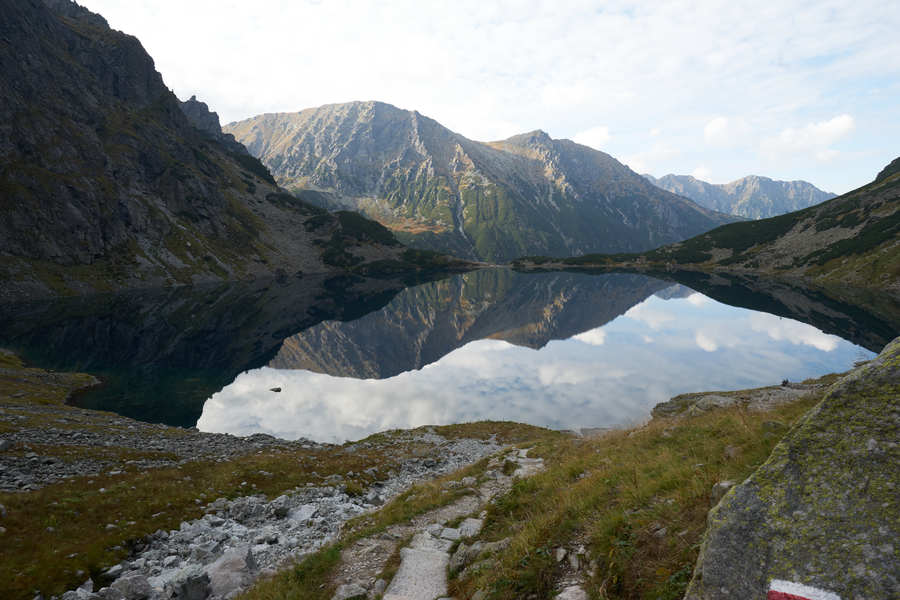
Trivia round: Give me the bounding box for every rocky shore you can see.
[0,350,538,600]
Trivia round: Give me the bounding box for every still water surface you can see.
[0,269,890,442]
[198,274,871,443]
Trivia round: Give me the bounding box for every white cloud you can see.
[749,313,840,351]
[686,293,710,306]
[691,165,712,181]
[622,143,680,174]
[624,300,675,330]
[761,114,855,163]
[695,331,719,352]
[573,328,606,346]
[649,128,661,137]
[573,125,612,150]
[704,116,752,147]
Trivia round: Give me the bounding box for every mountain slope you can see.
[0,1,435,301]
[524,158,900,294]
[271,269,668,379]
[224,102,734,262]
[644,173,835,219]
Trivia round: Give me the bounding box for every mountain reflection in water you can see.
[198,270,880,443]
[1,269,895,438]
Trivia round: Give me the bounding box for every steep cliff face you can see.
[685,336,900,600]
[225,102,734,262]
[645,173,835,219]
[271,270,669,378]
[0,1,417,300]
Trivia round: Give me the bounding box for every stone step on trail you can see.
[381,449,542,600]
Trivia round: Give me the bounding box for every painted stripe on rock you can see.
[768,579,842,600]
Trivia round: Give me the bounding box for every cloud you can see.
[691,165,712,181]
[761,114,855,163]
[573,125,612,150]
[573,328,606,346]
[686,293,710,306]
[704,116,752,147]
[749,313,840,351]
[695,331,719,352]
[622,143,680,174]
[623,300,675,330]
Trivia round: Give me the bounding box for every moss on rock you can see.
[684,337,900,599]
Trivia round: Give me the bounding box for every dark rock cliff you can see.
[0,1,412,300]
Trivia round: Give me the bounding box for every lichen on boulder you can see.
[684,336,900,600]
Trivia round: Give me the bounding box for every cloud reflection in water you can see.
[198,292,871,443]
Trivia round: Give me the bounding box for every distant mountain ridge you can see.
[527,158,900,294]
[644,173,835,219]
[225,102,734,262]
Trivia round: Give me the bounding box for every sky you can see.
[78,0,900,194]
[197,291,870,443]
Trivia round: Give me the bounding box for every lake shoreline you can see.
[0,348,850,599]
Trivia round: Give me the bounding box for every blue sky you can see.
[79,0,900,193]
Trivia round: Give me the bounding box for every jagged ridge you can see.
[644,173,835,219]
[225,102,734,262]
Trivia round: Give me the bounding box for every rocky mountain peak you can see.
[647,172,835,219]
[179,94,249,155]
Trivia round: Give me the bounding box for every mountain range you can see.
[271,269,669,379]
[644,173,835,219]
[0,0,442,301]
[521,157,900,294]
[224,102,735,262]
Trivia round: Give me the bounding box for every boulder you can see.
[685,337,900,599]
[331,582,367,600]
[107,574,155,600]
[165,565,209,600]
[207,546,257,598]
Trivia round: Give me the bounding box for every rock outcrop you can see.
[684,336,900,599]
[0,1,429,301]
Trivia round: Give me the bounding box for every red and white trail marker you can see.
[767,579,841,600]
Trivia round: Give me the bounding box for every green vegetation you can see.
[448,392,823,600]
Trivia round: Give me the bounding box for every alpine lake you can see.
[2,269,897,444]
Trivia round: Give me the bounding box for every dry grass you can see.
[449,394,822,600]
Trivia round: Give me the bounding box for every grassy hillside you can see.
[515,157,900,294]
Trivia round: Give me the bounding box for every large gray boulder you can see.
[685,337,900,599]
[207,546,257,598]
